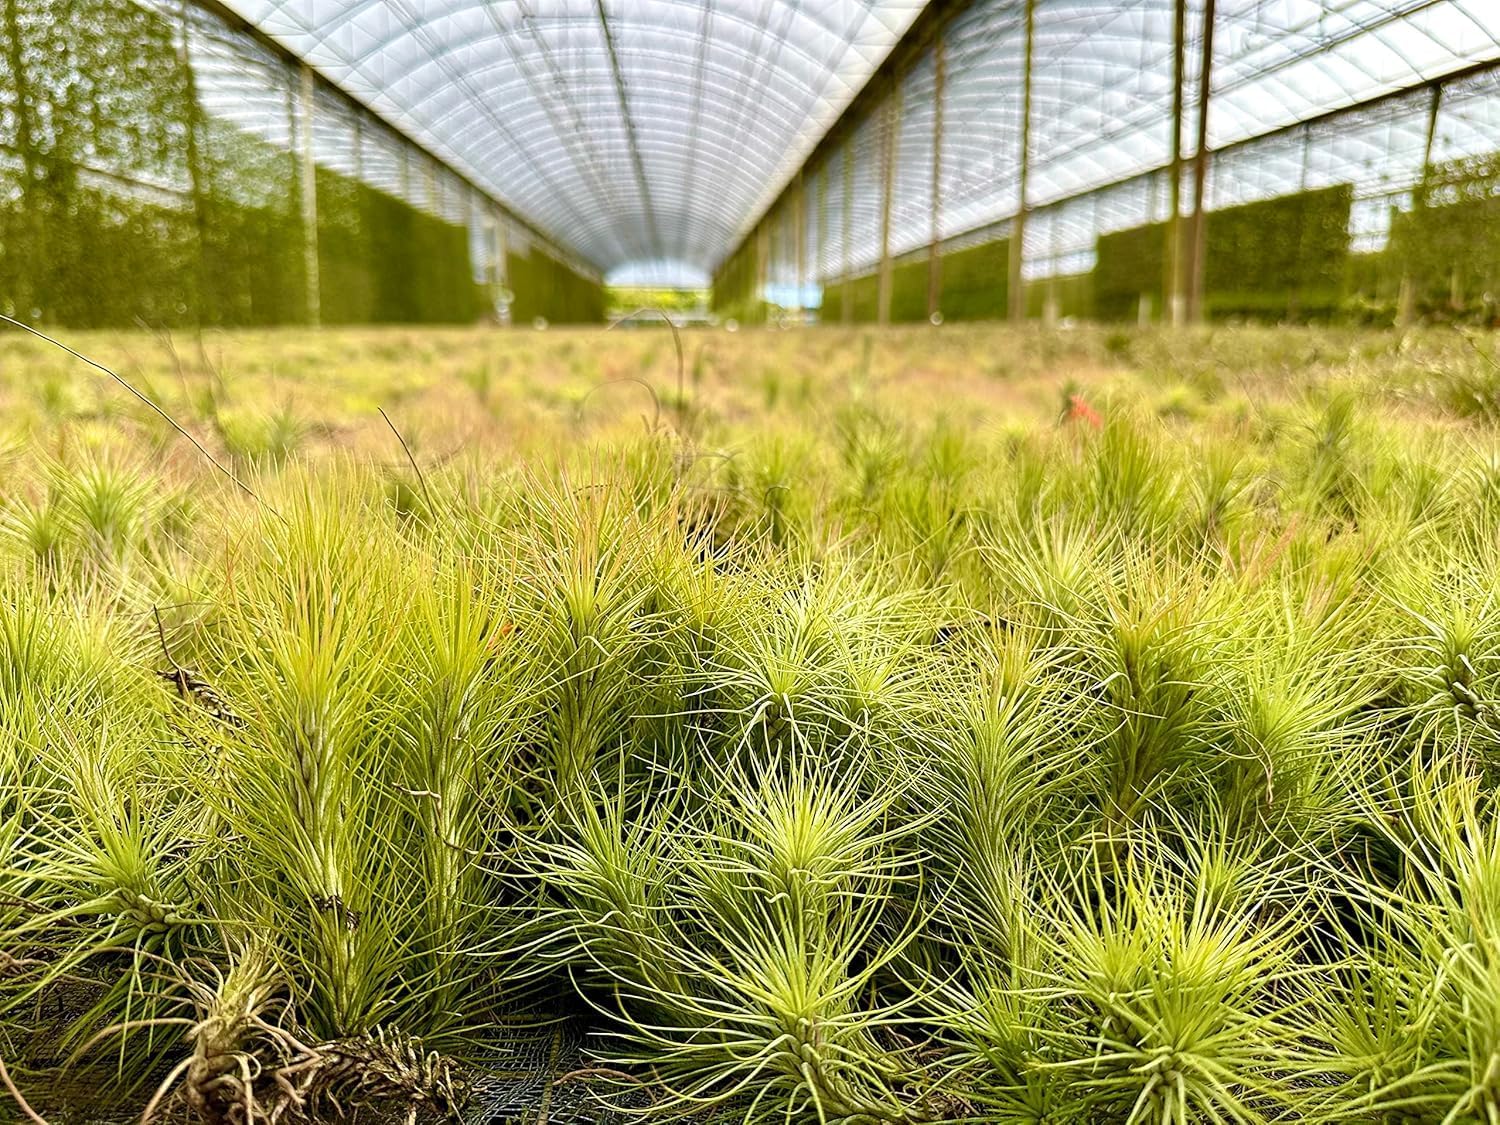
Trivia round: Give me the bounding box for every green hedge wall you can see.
[1203,184,1352,320]
[818,185,1357,327]
[821,272,880,322]
[1094,222,1168,322]
[817,238,1010,324]
[1092,186,1353,323]
[0,0,198,326]
[1024,273,1094,320]
[937,239,1009,322]
[193,109,308,327]
[804,186,1356,327]
[0,0,599,328]
[887,257,931,323]
[710,235,767,325]
[1389,155,1500,317]
[318,166,483,325]
[508,246,606,325]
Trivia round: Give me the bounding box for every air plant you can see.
[1,324,1499,1123]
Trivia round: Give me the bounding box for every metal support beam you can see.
[1400,83,1443,327]
[498,202,516,328]
[1167,0,1187,326]
[842,145,854,326]
[1187,0,1216,324]
[1421,84,1443,190]
[928,32,946,321]
[877,86,900,327]
[298,63,320,328]
[822,165,834,313]
[756,221,769,321]
[177,1,210,319]
[495,208,509,290]
[794,172,806,321]
[593,0,662,258]
[1007,0,1035,323]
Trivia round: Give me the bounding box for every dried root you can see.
[127,949,465,1125]
[266,1026,467,1125]
[133,947,285,1124]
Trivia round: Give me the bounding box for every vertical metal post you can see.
[298,63,320,327]
[494,207,511,325]
[841,145,854,325]
[1166,0,1187,326]
[177,1,209,322]
[1421,84,1442,189]
[1400,83,1442,327]
[794,172,806,322]
[501,208,513,291]
[928,31,946,321]
[756,220,768,321]
[1288,123,1314,320]
[3,0,38,318]
[822,164,834,313]
[877,85,900,327]
[1008,0,1036,323]
[1044,209,1060,326]
[1187,0,1215,323]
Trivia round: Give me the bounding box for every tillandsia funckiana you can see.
[7,324,1500,1123]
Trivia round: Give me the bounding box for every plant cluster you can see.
[0,324,1499,1124]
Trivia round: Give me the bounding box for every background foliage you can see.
[4,323,1500,1122]
[0,0,602,327]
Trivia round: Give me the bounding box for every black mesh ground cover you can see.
[6,1010,687,1125]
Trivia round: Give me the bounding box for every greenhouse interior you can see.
[5,0,1500,327]
[6,1,1500,1123]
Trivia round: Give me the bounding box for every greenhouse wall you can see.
[709,236,768,325]
[719,0,1500,329]
[1389,155,1500,322]
[0,0,602,328]
[820,238,1013,325]
[1089,186,1353,323]
[508,246,607,326]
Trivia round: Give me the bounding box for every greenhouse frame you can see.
[2,0,1498,327]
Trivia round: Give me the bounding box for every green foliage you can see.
[194,118,308,327]
[5,325,1500,1120]
[507,245,606,324]
[0,0,600,328]
[607,287,708,315]
[1025,272,1094,320]
[1093,186,1354,323]
[1094,220,1169,322]
[817,240,1009,324]
[1204,185,1353,321]
[1390,154,1500,322]
[710,234,768,324]
[0,0,194,325]
[318,166,484,325]
[937,238,1010,321]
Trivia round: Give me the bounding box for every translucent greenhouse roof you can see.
[782,0,1500,285]
[218,0,926,284]
[213,0,1500,286]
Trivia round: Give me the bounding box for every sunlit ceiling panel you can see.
[216,0,925,280]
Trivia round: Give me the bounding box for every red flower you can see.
[1066,393,1102,431]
